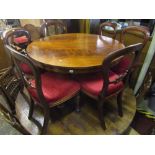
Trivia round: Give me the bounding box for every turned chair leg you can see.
[117,91,123,117]
[28,97,34,120]
[98,100,106,130]
[41,108,50,135]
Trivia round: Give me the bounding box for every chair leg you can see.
[41,108,50,135]
[117,91,123,117]
[28,97,34,120]
[98,100,106,130]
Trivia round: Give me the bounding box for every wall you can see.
[20,19,42,27]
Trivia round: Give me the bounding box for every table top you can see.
[27,33,125,73]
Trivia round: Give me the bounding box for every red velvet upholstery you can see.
[19,63,32,74]
[14,36,28,44]
[112,57,131,74]
[28,72,80,106]
[80,71,124,97]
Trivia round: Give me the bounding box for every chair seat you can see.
[14,36,28,44]
[28,72,80,106]
[112,57,131,74]
[80,71,124,97]
[20,63,32,74]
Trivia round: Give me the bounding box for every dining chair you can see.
[23,24,41,41]
[5,45,80,134]
[99,22,117,39]
[2,28,32,75]
[112,26,150,76]
[79,43,143,129]
[40,20,67,38]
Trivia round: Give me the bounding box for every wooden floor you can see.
[15,88,137,135]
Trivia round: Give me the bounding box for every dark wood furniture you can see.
[40,21,67,38]
[79,43,143,129]
[120,26,150,47]
[112,26,150,87]
[27,33,125,74]
[2,28,32,75]
[5,45,80,134]
[15,87,137,135]
[99,22,117,39]
[2,28,31,50]
[23,24,41,41]
[0,28,32,114]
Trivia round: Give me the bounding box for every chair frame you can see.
[0,28,31,114]
[99,22,117,39]
[2,28,32,72]
[81,43,143,129]
[120,26,150,48]
[40,21,67,38]
[5,44,80,134]
[23,24,41,41]
[119,26,150,88]
[2,28,31,50]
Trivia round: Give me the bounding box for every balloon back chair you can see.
[40,20,67,38]
[2,28,33,75]
[23,24,41,41]
[79,43,143,129]
[99,22,117,39]
[2,28,31,50]
[112,26,150,80]
[0,28,32,114]
[5,45,80,134]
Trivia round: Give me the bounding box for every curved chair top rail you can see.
[99,43,143,98]
[2,27,31,48]
[120,26,150,48]
[40,21,67,38]
[99,22,117,39]
[23,24,41,41]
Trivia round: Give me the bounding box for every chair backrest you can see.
[5,45,49,108]
[99,43,143,99]
[99,22,117,39]
[120,26,150,48]
[2,28,31,50]
[40,21,67,37]
[23,24,41,41]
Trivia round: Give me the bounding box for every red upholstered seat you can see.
[80,71,124,97]
[112,57,131,74]
[14,36,28,44]
[28,72,80,106]
[19,63,32,74]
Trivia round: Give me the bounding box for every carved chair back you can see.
[120,26,150,48]
[23,24,41,41]
[100,43,143,99]
[99,22,117,39]
[40,21,67,37]
[5,45,49,109]
[2,28,31,50]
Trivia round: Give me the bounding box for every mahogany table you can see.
[27,33,125,74]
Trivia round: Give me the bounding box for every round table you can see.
[27,33,125,74]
